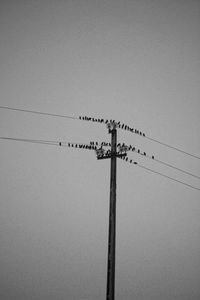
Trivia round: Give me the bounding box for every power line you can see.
[116,143,200,179]
[1,105,199,160]
[153,157,200,180]
[0,137,58,146]
[137,163,200,191]
[145,135,200,160]
[0,105,78,120]
[0,136,98,150]
[127,146,200,180]
[1,134,199,180]
[120,157,200,191]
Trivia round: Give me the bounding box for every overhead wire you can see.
[136,163,200,191]
[153,157,200,180]
[120,157,200,191]
[1,136,199,191]
[0,105,78,120]
[144,135,200,160]
[126,146,200,180]
[0,137,97,149]
[0,105,199,160]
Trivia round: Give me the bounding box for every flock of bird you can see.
[79,116,146,137]
[62,140,155,160]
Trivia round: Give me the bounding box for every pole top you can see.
[107,121,117,133]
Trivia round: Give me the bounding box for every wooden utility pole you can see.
[106,126,117,300]
[96,122,127,300]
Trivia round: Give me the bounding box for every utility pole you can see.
[106,125,117,300]
[96,122,127,300]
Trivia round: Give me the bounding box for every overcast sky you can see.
[0,1,200,299]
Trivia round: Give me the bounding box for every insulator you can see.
[59,142,61,146]
[152,155,154,159]
[138,149,140,153]
[132,147,135,151]
[130,159,132,163]
[143,133,145,137]
[140,132,142,135]
[143,152,146,156]
[68,143,70,147]
[134,162,137,164]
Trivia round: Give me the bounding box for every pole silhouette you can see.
[96,122,127,300]
[106,126,117,300]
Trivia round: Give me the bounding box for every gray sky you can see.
[0,1,200,299]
